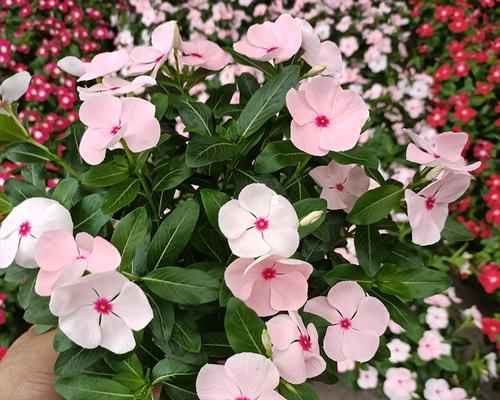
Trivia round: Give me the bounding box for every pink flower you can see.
[196,352,285,400]
[303,41,343,77]
[383,368,417,400]
[405,173,471,246]
[337,358,355,373]
[218,183,299,258]
[225,256,312,317]
[424,379,451,400]
[179,39,231,71]
[424,294,451,308]
[126,21,177,77]
[49,271,153,354]
[425,306,449,330]
[417,330,450,361]
[34,230,121,296]
[295,18,321,55]
[357,365,378,389]
[389,320,405,335]
[286,76,369,156]
[406,131,480,173]
[78,94,161,165]
[77,76,156,101]
[234,14,302,63]
[305,281,389,362]
[0,198,73,269]
[339,36,359,57]
[57,51,129,82]
[387,339,411,363]
[309,160,369,212]
[266,311,326,383]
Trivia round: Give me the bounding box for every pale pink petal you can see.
[111,282,153,330]
[327,281,366,319]
[306,322,321,354]
[49,282,96,316]
[228,228,271,258]
[267,196,299,229]
[51,261,86,291]
[15,235,38,268]
[0,71,31,103]
[83,271,128,300]
[76,232,94,255]
[342,329,379,362]
[0,234,19,269]
[244,279,275,316]
[202,49,231,71]
[57,57,88,77]
[407,131,435,154]
[233,37,271,61]
[345,166,370,196]
[79,129,109,165]
[291,121,328,156]
[218,200,255,240]
[270,271,309,311]
[196,364,241,400]
[35,230,79,272]
[225,352,280,397]
[274,258,313,279]
[151,21,175,53]
[351,297,389,335]
[79,94,121,128]
[331,88,369,127]
[35,269,64,296]
[86,236,121,273]
[238,183,275,219]
[129,46,162,64]
[273,14,302,63]
[99,313,136,354]
[436,132,467,162]
[224,258,259,300]
[272,342,308,384]
[318,114,366,153]
[59,305,101,349]
[303,41,342,76]
[259,391,287,400]
[320,187,347,210]
[31,202,73,237]
[303,76,339,116]
[304,296,342,325]
[262,228,299,258]
[406,143,435,164]
[433,173,471,203]
[78,50,129,82]
[323,325,347,361]
[247,21,278,50]
[286,89,316,125]
[123,117,160,152]
[266,314,300,350]
[309,165,330,187]
[304,352,327,379]
[295,18,321,55]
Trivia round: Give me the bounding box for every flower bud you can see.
[172,21,181,50]
[303,65,326,78]
[299,210,324,227]
[261,329,272,358]
[424,166,444,181]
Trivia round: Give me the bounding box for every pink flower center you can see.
[18,221,31,237]
[315,115,330,128]
[340,318,352,330]
[433,153,440,159]
[254,217,269,231]
[93,298,113,314]
[235,397,251,400]
[425,196,436,210]
[110,125,121,135]
[299,335,312,351]
[266,46,278,53]
[336,183,344,191]
[188,52,203,58]
[261,268,276,280]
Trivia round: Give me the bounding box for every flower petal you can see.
[49,282,96,316]
[272,342,308,384]
[238,183,276,219]
[0,233,19,269]
[266,314,300,350]
[35,230,79,272]
[86,236,121,273]
[303,76,339,116]
[224,258,259,301]
[406,143,435,164]
[0,71,31,103]
[15,235,38,268]
[286,88,316,126]
[270,271,309,311]
[267,195,299,230]
[351,297,389,336]
[342,329,379,362]
[99,313,136,354]
[151,21,175,53]
[196,364,241,400]
[79,94,121,128]
[436,132,467,162]
[291,121,328,156]
[228,228,271,258]
[262,228,299,258]
[218,200,255,240]
[327,281,366,319]
[59,305,101,349]
[304,296,342,325]
[244,278,275,317]
[111,282,153,330]
[323,325,347,361]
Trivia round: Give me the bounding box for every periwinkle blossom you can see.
[0,71,31,113]
[49,271,153,354]
[423,378,468,400]
[0,198,73,269]
[425,306,449,330]
[77,76,157,101]
[218,183,299,258]
[57,50,129,81]
[357,365,378,389]
[417,330,450,361]
[383,368,417,400]
[179,39,231,71]
[387,338,411,363]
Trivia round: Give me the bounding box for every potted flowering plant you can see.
[0,15,478,400]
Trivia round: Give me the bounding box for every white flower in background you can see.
[383,367,417,400]
[426,306,449,330]
[0,71,31,113]
[357,365,378,389]
[463,306,483,329]
[0,198,73,269]
[388,339,411,363]
[485,353,497,379]
[424,379,450,400]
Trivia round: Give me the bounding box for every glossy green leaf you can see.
[101,179,140,215]
[185,135,240,168]
[255,140,309,174]
[348,185,403,225]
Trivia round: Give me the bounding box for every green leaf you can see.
[152,357,198,384]
[237,65,300,139]
[348,185,403,225]
[279,382,320,400]
[172,314,202,353]
[385,243,424,269]
[51,178,79,208]
[227,48,276,78]
[0,191,12,215]
[441,217,473,242]
[354,225,384,277]
[435,356,458,372]
[53,329,73,353]
[236,73,260,102]
[144,267,220,305]
[324,264,373,290]
[55,376,133,400]
[147,199,200,269]
[293,198,327,238]
[151,92,169,120]
[111,207,149,268]
[161,374,198,400]
[0,114,28,146]
[4,178,45,206]
[147,294,175,342]
[185,135,240,168]
[3,143,51,163]
[101,179,140,215]
[330,147,379,169]
[176,97,214,136]
[152,156,192,191]
[105,354,144,390]
[200,188,230,233]
[225,297,266,354]
[82,162,129,188]
[72,194,112,235]
[202,332,233,358]
[55,347,107,377]
[23,296,57,325]
[255,141,309,174]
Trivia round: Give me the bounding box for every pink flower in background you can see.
[423,378,467,400]
[234,14,302,63]
[218,183,299,258]
[417,330,450,361]
[309,160,370,212]
[58,50,129,81]
[295,18,321,55]
[77,76,156,101]
[0,198,73,269]
[196,352,285,400]
[406,131,480,173]
[389,320,405,335]
[0,71,31,111]
[387,339,411,363]
[305,281,389,362]
[337,358,355,373]
[424,294,451,308]
[425,306,449,330]
[383,368,417,400]
[180,39,231,71]
[79,94,160,165]
[286,76,369,156]
[357,365,378,389]
[49,271,153,354]
[35,230,121,296]
[303,41,343,77]
[225,256,312,316]
[125,21,177,77]
[405,173,471,245]
[339,36,359,57]
[266,311,326,383]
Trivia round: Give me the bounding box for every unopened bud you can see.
[299,210,324,227]
[303,65,326,78]
[172,21,181,50]
[261,329,272,358]
[424,166,444,181]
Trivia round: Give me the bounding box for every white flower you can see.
[388,338,411,363]
[218,183,299,258]
[426,306,449,330]
[0,198,73,269]
[486,353,497,379]
[357,365,378,389]
[424,379,450,400]
[0,71,31,112]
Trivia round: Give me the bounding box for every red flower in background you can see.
[478,264,500,293]
[449,18,468,33]
[434,63,453,81]
[417,23,434,38]
[454,106,476,123]
[482,318,500,343]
